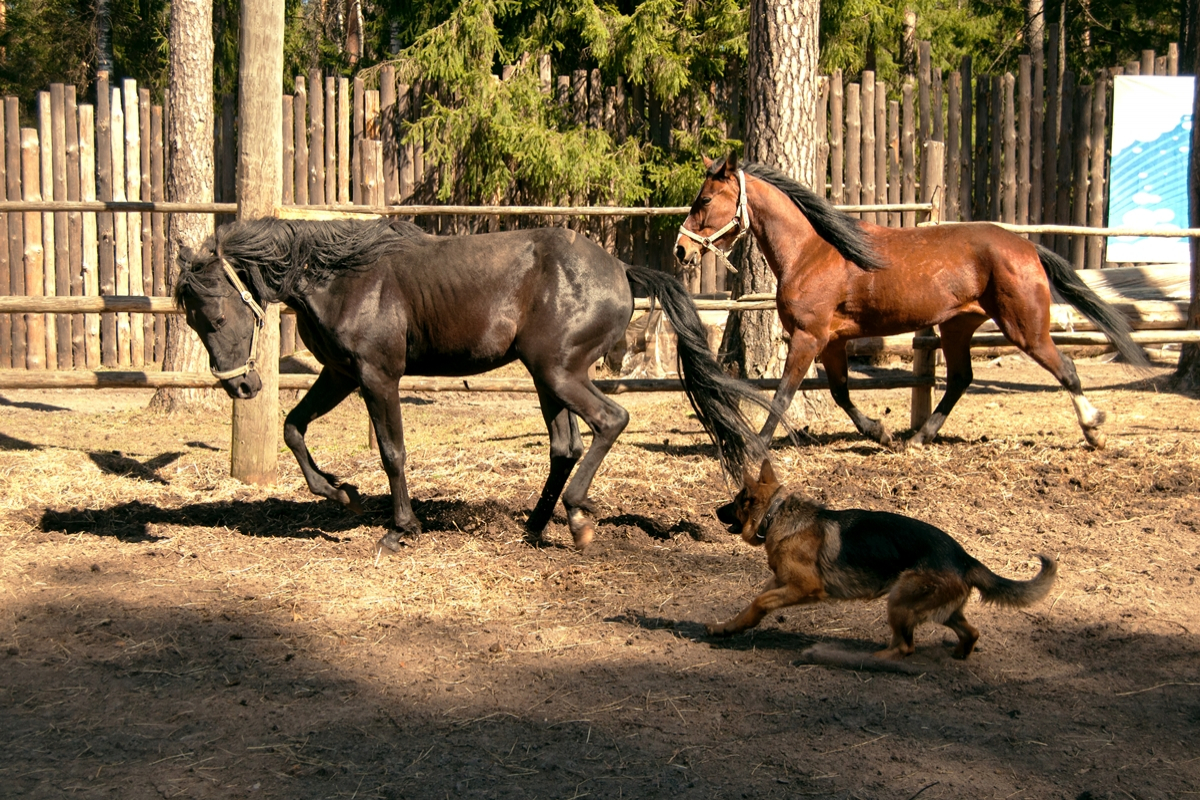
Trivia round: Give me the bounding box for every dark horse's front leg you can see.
[357,364,422,553]
[284,366,366,514]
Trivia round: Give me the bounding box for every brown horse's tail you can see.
[624,265,770,475]
[1035,244,1149,367]
[966,554,1058,608]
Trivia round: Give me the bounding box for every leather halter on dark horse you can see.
[175,217,769,553]
[676,153,1148,450]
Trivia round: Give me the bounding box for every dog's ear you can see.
[759,458,777,486]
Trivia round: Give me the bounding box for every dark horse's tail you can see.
[1035,244,1149,367]
[624,265,768,475]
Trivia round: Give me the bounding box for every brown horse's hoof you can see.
[1083,428,1107,450]
[337,483,365,515]
[567,508,595,549]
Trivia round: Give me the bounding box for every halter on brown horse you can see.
[676,154,1148,450]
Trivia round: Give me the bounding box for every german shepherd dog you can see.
[710,460,1057,660]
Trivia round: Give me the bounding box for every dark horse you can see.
[176,218,766,551]
[676,154,1148,450]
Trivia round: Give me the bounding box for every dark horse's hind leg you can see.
[908,315,985,448]
[533,369,629,548]
[284,367,366,514]
[526,390,585,539]
[822,340,894,447]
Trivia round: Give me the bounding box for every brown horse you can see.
[676,154,1148,450]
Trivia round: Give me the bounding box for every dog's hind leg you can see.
[943,605,980,660]
[877,571,971,660]
[706,577,822,637]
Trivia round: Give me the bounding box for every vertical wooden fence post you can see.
[21,128,44,370]
[946,71,961,221]
[111,87,129,367]
[911,140,944,432]
[230,0,283,486]
[959,56,972,221]
[1087,72,1108,268]
[846,82,861,216]
[887,98,900,227]
[7,99,26,368]
[861,72,876,225]
[1017,57,1032,226]
[79,104,100,368]
[293,77,308,206]
[37,92,57,369]
[0,99,8,368]
[150,104,165,363]
[51,85,71,368]
[830,69,843,204]
[66,87,85,367]
[901,81,915,228]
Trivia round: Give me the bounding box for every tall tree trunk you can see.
[721,0,820,381]
[149,0,217,411]
[1174,0,1200,389]
[95,0,114,78]
[1026,0,1045,55]
[900,8,918,77]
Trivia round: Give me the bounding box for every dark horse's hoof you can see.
[375,523,422,555]
[337,483,365,515]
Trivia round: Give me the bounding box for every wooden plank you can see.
[1030,45,1045,243]
[815,77,829,198]
[1168,42,1179,75]
[946,71,961,221]
[973,73,988,221]
[66,86,84,367]
[95,76,115,366]
[888,99,900,227]
[1087,73,1108,269]
[931,67,944,143]
[150,104,165,364]
[918,41,931,157]
[397,82,413,202]
[1043,25,1062,249]
[6,98,24,368]
[123,80,144,368]
[830,69,843,203]
[959,55,972,221]
[1002,73,1016,224]
[846,82,861,217]
[0,96,7,368]
[308,69,325,205]
[901,81,915,227]
[325,76,336,205]
[352,77,364,203]
[37,92,57,368]
[79,104,99,368]
[281,95,294,204]
[875,79,887,222]
[1055,71,1075,259]
[51,85,74,368]
[1141,50,1155,76]
[1070,81,1092,269]
[989,75,1002,221]
[861,72,876,224]
[1156,55,1168,75]
[21,128,44,369]
[1017,57,1031,226]
[338,77,350,205]
[110,87,129,367]
[293,77,308,205]
[571,69,587,126]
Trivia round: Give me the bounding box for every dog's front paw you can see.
[705,621,735,637]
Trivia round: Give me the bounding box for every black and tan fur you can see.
[709,460,1057,660]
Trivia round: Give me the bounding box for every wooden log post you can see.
[1070,81,1092,270]
[1017,57,1032,226]
[888,99,900,227]
[1030,47,1045,243]
[282,95,294,205]
[973,74,988,221]
[830,69,843,204]
[95,78,116,366]
[124,80,144,368]
[79,104,100,368]
[230,0,283,486]
[110,87,129,367]
[1002,73,1016,224]
[66,87,85,367]
[37,92,57,368]
[901,81,916,228]
[351,77,364,204]
[959,56,972,221]
[325,76,336,205]
[0,99,8,368]
[293,77,308,205]
[1087,72,1108,269]
[21,128,45,370]
[1043,25,1062,247]
[911,140,944,430]
[4,98,20,368]
[139,88,153,364]
[874,79,887,221]
[846,82,861,218]
[861,72,876,225]
[150,104,166,363]
[51,85,72,368]
[337,78,350,204]
[308,69,325,205]
[1054,71,1076,258]
[989,76,1003,221]
[946,71,961,221]
[816,76,829,198]
[381,65,398,205]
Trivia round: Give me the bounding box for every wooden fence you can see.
[0,38,1189,373]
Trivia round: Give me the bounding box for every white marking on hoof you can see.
[1071,393,1103,429]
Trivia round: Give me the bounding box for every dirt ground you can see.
[1,355,1198,800]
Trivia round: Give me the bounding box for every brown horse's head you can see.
[676,152,748,268]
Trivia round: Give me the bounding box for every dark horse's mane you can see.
[175,218,425,305]
[723,160,886,271]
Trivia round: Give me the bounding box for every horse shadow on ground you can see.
[0,431,40,451]
[0,393,70,412]
[87,450,185,484]
[598,513,710,542]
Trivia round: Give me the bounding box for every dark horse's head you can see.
[174,233,267,400]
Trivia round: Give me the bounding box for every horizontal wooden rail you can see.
[0,370,935,393]
[913,329,1200,350]
[925,220,1200,238]
[0,200,238,214]
[285,202,937,217]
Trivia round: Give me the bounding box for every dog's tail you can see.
[966,555,1057,607]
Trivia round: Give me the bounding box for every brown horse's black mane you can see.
[714,159,886,271]
[175,218,425,305]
